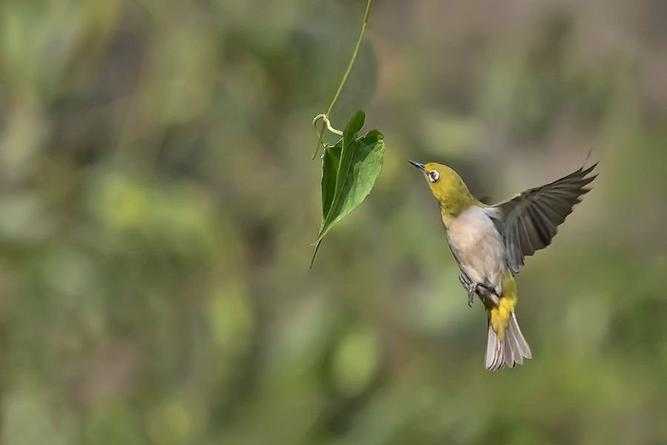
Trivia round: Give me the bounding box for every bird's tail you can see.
[485,311,532,371]
[484,274,532,371]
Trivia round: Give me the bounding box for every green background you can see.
[0,1,665,444]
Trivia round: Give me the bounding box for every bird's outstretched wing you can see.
[487,163,598,274]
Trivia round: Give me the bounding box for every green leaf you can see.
[321,141,341,219]
[311,111,384,267]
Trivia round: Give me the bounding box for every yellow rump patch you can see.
[490,274,518,340]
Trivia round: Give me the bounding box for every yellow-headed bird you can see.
[410,160,597,371]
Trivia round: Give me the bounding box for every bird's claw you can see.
[465,282,477,308]
[459,273,477,308]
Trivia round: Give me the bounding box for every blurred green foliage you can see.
[0,1,665,444]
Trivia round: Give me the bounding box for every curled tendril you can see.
[312,114,343,137]
[311,0,374,159]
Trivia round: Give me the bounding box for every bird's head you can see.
[409,160,476,217]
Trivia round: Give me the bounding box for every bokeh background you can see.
[0,1,666,444]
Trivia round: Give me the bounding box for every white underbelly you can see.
[446,206,506,289]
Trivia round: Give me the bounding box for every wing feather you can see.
[489,163,598,274]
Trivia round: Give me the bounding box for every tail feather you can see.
[485,312,531,371]
[510,312,532,359]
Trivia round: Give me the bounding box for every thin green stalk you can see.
[312,0,374,159]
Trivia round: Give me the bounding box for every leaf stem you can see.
[312,0,374,159]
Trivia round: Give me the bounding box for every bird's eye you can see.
[428,170,440,183]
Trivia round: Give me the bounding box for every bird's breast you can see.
[445,206,506,287]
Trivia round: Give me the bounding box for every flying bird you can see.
[410,160,597,371]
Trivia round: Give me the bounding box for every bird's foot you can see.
[459,273,477,308]
[476,283,500,306]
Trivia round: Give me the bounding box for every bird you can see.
[410,159,597,371]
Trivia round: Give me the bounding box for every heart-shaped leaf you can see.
[311,111,384,267]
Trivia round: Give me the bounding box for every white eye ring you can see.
[428,170,440,183]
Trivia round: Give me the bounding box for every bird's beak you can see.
[409,160,425,171]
